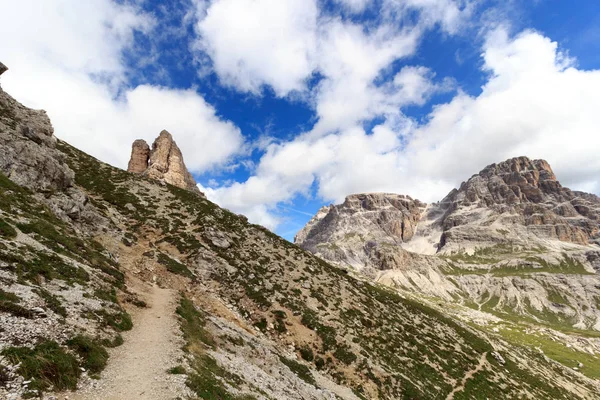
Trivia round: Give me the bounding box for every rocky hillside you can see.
[0,79,599,399]
[296,157,600,383]
[434,156,600,252]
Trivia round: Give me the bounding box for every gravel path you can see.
[66,284,189,400]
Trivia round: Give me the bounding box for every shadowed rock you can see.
[0,62,7,76]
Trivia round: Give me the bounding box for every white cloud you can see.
[192,0,480,228]
[332,0,372,13]
[205,28,600,229]
[406,28,600,190]
[310,20,421,135]
[0,0,244,172]
[382,0,474,34]
[195,0,319,96]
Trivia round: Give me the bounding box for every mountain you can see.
[433,156,600,251]
[296,156,600,384]
[0,75,599,399]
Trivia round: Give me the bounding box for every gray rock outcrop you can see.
[434,156,600,248]
[295,193,426,270]
[0,82,73,192]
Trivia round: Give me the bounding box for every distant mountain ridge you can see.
[296,156,600,333]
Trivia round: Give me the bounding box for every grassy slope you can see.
[0,168,131,396]
[52,140,599,399]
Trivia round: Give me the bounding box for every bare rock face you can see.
[127,130,203,195]
[0,62,8,76]
[0,83,73,192]
[435,156,600,248]
[127,139,150,174]
[297,157,600,330]
[295,193,426,271]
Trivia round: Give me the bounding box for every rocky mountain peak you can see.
[342,192,425,211]
[480,156,556,181]
[127,130,203,195]
[435,156,600,245]
[446,156,562,209]
[295,193,426,270]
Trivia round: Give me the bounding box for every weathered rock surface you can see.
[295,193,425,270]
[127,130,203,195]
[296,157,600,331]
[0,84,73,192]
[127,139,150,174]
[0,62,7,76]
[434,156,600,250]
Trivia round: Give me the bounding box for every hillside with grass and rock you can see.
[296,156,600,386]
[0,72,599,400]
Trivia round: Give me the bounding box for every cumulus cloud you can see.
[205,28,600,229]
[406,28,600,191]
[194,0,319,96]
[0,0,244,172]
[382,0,473,34]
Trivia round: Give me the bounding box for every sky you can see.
[1,0,600,241]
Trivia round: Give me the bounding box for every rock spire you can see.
[127,130,203,195]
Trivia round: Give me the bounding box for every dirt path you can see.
[446,352,488,400]
[67,283,189,400]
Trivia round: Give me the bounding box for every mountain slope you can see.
[0,83,599,399]
[296,157,600,383]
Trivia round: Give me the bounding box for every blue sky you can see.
[2,0,600,241]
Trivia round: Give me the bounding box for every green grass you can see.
[298,346,314,362]
[443,254,593,277]
[157,253,194,278]
[0,288,20,303]
[67,335,109,374]
[101,334,124,348]
[4,249,90,286]
[33,288,67,317]
[333,345,358,365]
[498,327,600,380]
[2,341,80,391]
[96,309,133,332]
[0,217,16,238]
[168,365,186,374]
[278,356,316,385]
[176,296,256,399]
[177,297,214,348]
[0,300,34,318]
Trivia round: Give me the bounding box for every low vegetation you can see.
[67,335,109,375]
[2,341,80,391]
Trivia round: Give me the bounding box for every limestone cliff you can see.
[296,157,600,331]
[295,193,425,269]
[435,156,600,249]
[127,130,203,195]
